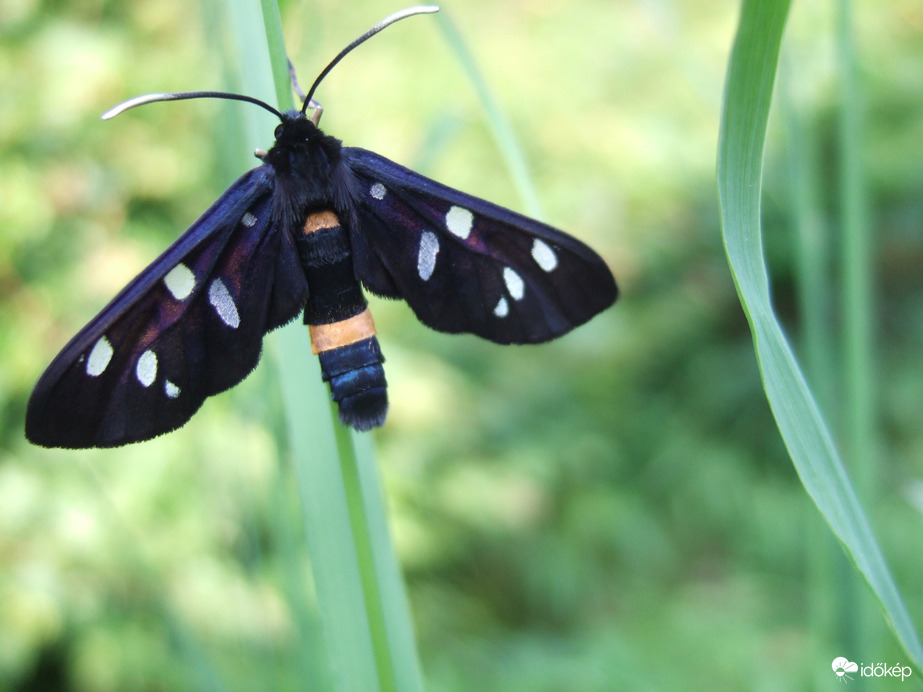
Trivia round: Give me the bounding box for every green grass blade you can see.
[779,60,861,672]
[779,75,835,415]
[275,332,380,692]
[836,0,876,499]
[435,10,543,219]
[260,0,295,109]
[223,2,426,690]
[835,0,882,654]
[716,0,922,666]
[349,429,425,692]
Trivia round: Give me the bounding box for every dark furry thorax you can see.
[266,110,345,229]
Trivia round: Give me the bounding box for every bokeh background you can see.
[2,0,921,689]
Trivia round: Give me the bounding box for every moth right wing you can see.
[344,148,618,345]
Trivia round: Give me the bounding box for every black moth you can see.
[25,6,617,449]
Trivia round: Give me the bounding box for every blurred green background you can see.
[2,0,922,689]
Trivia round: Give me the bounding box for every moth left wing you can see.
[343,148,618,344]
[26,167,309,448]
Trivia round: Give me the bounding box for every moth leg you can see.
[287,58,324,123]
[309,101,323,125]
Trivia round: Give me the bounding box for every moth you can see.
[25,6,618,449]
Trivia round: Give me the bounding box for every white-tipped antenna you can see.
[301,5,439,112]
[102,91,283,120]
[100,6,439,122]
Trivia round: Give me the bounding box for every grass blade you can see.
[779,59,862,675]
[223,2,426,690]
[435,10,543,218]
[716,0,922,666]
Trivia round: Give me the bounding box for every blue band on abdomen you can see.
[316,337,387,431]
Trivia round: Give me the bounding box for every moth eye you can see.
[274,124,284,138]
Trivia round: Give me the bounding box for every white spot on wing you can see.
[163,263,195,300]
[494,297,509,318]
[531,239,558,272]
[165,380,180,399]
[86,336,113,376]
[241,212,258,227]
[503,267,525,300]
[446,206,473,239]
[209,278,240,328]
[417,231,439,281]
[370,182,387,200]
[136,350,157,387]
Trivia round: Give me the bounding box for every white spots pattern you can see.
[209,278,240,328]
[164,263,196,300]
[165,380,181,399]
[503,267,525,301]
[241,212,258,227]
[136,350,157,387]
[445,206,474,239]
[370,182,387,200]
[494,297,509,318]
[531,239,558,272]
[417,231,439,281]
[86,336,113,376]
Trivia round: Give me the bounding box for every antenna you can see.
[101,6,439,122]
[102,92,282,121]
[301,5,439,112]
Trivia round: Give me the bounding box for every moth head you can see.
[273,111,320,144]
[264,111,335,177]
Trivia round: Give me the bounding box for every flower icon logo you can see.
[832,657,859,683]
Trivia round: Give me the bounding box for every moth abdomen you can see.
[299,211,388,430]
[316,336,387,431]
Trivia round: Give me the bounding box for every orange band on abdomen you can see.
[309,308,378,354]
[303,210,340,234]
